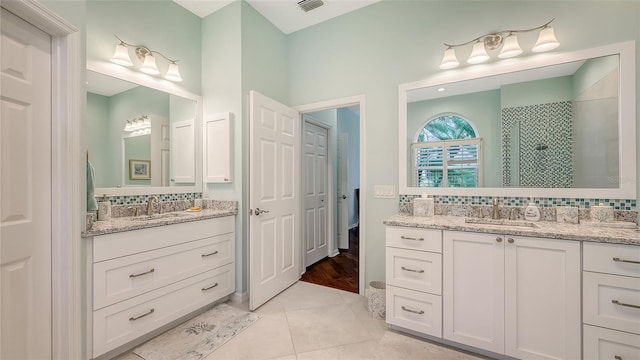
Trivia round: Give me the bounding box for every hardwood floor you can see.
[301,227,359,293]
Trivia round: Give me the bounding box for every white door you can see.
[249,91,300,311]
[1,8,52,359]
[150,116,170,186]
[303,120,328,266]
[337,134,349,249]
[443,231,505,354]
[504,236,581,360]
[171,119,195,183]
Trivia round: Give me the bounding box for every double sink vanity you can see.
[389,40,640,359]
[384,213,640,360]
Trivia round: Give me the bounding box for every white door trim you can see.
[302,117,334,269]
[2,1,82,359]
[295,95,366,295]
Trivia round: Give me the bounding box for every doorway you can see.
[300,105,361,293]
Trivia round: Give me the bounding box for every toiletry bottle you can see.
[524,203,540,222]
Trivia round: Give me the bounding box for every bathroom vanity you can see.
[83,208,237,359]
[384,215,640,360]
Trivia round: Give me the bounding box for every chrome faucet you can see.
[146,196,159,216]
[492,198,500,219]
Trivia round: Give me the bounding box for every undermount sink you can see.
[465,217,539,228]
[132,213,185,221]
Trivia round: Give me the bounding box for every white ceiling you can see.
[173,0,382,34]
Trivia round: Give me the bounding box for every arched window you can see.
[412,114,482,188]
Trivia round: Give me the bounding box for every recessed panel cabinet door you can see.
[504,236,581,360]
[443,231,505,354]
[171,119,195,183]
[203,112,232,183]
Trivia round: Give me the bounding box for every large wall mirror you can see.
[87,61,202,196]
[399,41,636,199]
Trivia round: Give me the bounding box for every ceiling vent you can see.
[298,0,324,12]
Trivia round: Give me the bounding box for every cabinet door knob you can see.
[508,238,514,244]
[496,237,503,243]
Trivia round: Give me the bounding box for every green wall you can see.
[287,0,640,286]
[87,0,202,95]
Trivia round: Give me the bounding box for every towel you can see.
[87,161,98,211]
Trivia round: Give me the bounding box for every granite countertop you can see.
[384,214,640,246]
[83,208,237,237]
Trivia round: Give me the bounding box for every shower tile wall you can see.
[502,101,573,188]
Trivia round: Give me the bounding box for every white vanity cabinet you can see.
[385,226,443,337]
[583,242,640,359]
[88,216,235,358]
[442,231,581,359]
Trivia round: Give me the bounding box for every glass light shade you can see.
[532,26,560,52]
[498,33,523,59]
[111,43,133,66]
[439,48,460,69]
[140,54,160,75]
[467,41,490,64]
[165,62,183,82]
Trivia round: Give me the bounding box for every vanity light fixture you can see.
[124,115,151,132]
[110,35,183,82]
[439,19,559,70]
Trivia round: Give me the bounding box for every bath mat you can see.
[133,303,261,360]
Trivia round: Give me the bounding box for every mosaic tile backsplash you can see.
[95,192,202,206]
[399,194,638,224]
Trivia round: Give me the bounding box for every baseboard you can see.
[330,249,340,257]
[230,291,248,304]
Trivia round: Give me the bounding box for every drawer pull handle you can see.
[401,236,424,241]
[612,299,640,309]
[202,250,219,257]
[614,356,622,360]
[129,308,154,321]
[202,282,219,291]
[401,266,425,274]
[613,257,640,265]
[129,268,155,278]
[401,306,424,315]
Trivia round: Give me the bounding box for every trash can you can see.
[367,281,386,319]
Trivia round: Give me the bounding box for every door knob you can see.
[496,237,503,243]
[508,238,514,244]
[253,208,270,216]
[341,195,347,199]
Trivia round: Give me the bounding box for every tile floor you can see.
[115,281,483,360]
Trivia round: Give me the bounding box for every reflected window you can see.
[412,114,482,188]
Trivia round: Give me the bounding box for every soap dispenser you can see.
[524,203,540,222]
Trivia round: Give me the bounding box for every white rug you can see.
[133,303,261,360]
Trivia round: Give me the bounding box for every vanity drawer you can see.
[584,242,640,278]
[386,286,442,337]
[92,264,234,358]
[386,227,442,253]
[386,247,441,295]
[583,271,640,335]
[94,216,235,262]
[93,233,234,310]
[584,324,640,360]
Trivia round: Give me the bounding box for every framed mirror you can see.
[87,60,202,196]
[399,41,636,199]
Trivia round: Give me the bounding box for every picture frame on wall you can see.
[129,159,151,180]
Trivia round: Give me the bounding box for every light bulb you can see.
[498,33,523,59]
[140,54,160,75]
[439,47,460,69]
[165,62,183,82]
[532,26,560,52]
[468,41,489,64]
[111,43,133,66]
